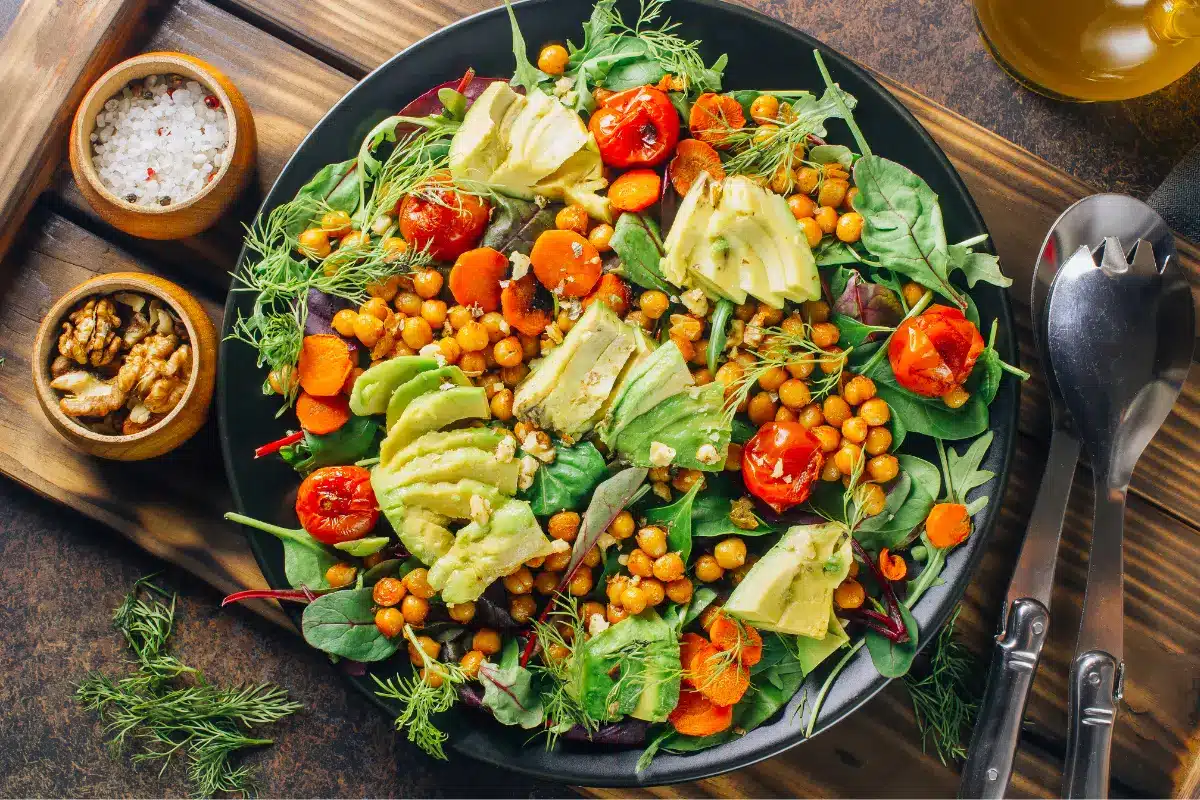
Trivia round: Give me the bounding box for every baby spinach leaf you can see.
[301,588,399,662]
[644,481,702,561]
[691,473,782,538]
[831,312,893,348]
[735,658,806,731]
[280,416,381,475]
[610,213,673,294]
[865,602,919,678]
[808,144,855,169]
[866,365,989,441]
[604,57,667,91]
[505,0,550,93]
[730,417,756,445]
[855,455,939,551]
[224,512,336,590]
[682,587,718,628]
[478,644,545,729]
[362,557,421,586]
[707,299,735,374]
[522,440,607,515]
[481,194,558,257]
[286,159,360,235]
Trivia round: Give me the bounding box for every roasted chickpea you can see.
[489,389,513,420]
[555,204,590,235]
[531,568,558,595]
[633,577,662,607]
[803,299,832,324]
[456,321,490,353]
[834,442,863,476]
[836,212,864,243]
[582,546,602,568]
[729,555,758,586]
[620,585,648,615]
[353,314,384,348]
[444,601,476,624]
[404,567,435,599]
[820,461,841,482]
[858,483,887,516]
[776,406,799,423]
[810,322,840,349]
[814,205,838,235]
[420,299,448,328]
[665,577,694,604]
[325,562,357,589]
[473,628,502,656]
[636,525,668,559]
[860,397,891,427]
[820,346,846,375]
[692,367,714,386]
[413,269,444,299]
[841,375,876,407]
[401,317,434,350]
[756,366,787,393]
[580,601,606,626]
[864,426,894,456]
[843,186,860,211]
[627,548,655,578]
[298,228,332,259]
[652,552,685,583]
[339,230,371,251]
[606,575,629,605]
[788,356,816,380]
[639,290,670,320]
[580,222,614,252]
[753,123,780,147]
[503,566,534,595]
[714,362,745,395]
[544,548,571,572]
[381,236,409,260]
[778,379,811,410]
[401,594,430,625]
[501,363,529,386]
[818,178,849,209]
[548,511,581,542]
[810,427,842,460]
[798,403,825,429]
[437,337,462,365]
[797,217,822,248]
[493,336,523,368]
[569,569,594,597]
[901,281,926,309]
[408,634,440,664]
[537,43,569,75]
[795,167,820,195]
[822,395,852,428]
[694,554,725,583]
[867,454,900,483]
[607,603,630,624]
[747,391,778,426]
[320,209,353,238]
[842,416,869,444]
[509,594,537,624]
[749,94,780,124]
[448,304,474,330]
[834,578,866,610]
[787,193,817,220]
[374,607,404,638]
[372,576,407,607]
[610,510,635,540]
[478,311,507,342]
[714,537,747,570]
[460,649,486,678]
[395,291,422,317]
[943,386,971,409]
[332,308,358,337]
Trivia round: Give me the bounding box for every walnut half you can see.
[58,297,122,367]
[49,371,127,418]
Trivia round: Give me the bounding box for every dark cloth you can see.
[1150,145,1200,242]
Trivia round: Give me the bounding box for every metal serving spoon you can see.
[1046,208,1192,798]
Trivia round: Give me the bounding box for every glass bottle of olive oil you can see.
[974,0,1200,100]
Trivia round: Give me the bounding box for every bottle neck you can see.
[1150,0,1200,41]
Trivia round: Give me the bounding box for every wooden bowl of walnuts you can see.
[31,273,217,460]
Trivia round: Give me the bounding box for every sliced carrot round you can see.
[296,390,351,435]
[296,334,353,397]
[449,247,509,312]
[608,169,661,213]
[669,687,734,737]
[669,138,725,195]
[679,632,708,687]
[709,614,763,667]
[688,93,746,149]
[582,273,631,316]
[529,229,602,297]
[691,643,751,707]
[501,273,553,337]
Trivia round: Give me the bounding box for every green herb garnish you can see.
[903,607,980,764]
[371,626,466,760]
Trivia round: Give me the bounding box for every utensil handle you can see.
[959,598,1049,799]
[1064,650,1122,799]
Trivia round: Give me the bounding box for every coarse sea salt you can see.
[90,74,230,207]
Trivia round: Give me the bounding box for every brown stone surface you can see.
[0,480,564,798]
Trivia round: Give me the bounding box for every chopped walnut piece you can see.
[58,297,122,367]
[122,311,152,348]
[50,371,127,418]
[730,497,761,531]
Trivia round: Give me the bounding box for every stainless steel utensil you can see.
[1046,205,1192,798]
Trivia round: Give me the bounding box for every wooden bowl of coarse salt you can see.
[69,52,256,240]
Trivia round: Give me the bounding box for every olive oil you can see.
[974,0,1200,100]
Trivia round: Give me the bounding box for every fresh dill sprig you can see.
[593,0,725,94]
[722,324,850,423]
[529,598,595,749]
[359,122,461,230]
[76,578,301,798]
[371,626,466,760]
[903,607,980,764]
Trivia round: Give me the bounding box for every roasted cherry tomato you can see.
[396,172,489,261]
[741,422,824,513]
[295,465,379,545]
[588,86,680,168]
[887,304,985,398]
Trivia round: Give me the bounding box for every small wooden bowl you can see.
[69,52,256,240]
[32,273,217,461]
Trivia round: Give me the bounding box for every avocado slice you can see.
[601,340,694,447]
[532,137,611,222]
[378,386,489,464]
[793,610,850,674]
[724,522,852,638]
[427,499,554,603]
[391,505,456,566]
[383,479,508,521]
[449,81,522,183]
[590,325,653,431]
[349,356,439,417]
[374,448,520,495]
[761,190,821,303]
[660,171,716,286]
[612,382,730,471]
[385,366,472,431]
[385,428,505,471]
[491,90,589,189]
[567,610,680,722]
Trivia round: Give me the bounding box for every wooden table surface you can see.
[1,0,1199,797]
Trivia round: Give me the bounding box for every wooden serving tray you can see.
[2,0,1199,796]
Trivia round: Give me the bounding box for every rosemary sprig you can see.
[903,607,980,764]
[76,577,301,798]
[371,626,466,760]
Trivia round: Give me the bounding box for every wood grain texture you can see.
[0,0,153,261]
[2,0,1197,795]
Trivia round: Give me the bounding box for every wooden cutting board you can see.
[2,0,1199,796]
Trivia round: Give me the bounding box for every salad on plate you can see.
[224,0,1024,766]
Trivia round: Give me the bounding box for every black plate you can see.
[220,0,1017,786]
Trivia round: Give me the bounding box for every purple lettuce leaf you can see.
[833,270,903,328]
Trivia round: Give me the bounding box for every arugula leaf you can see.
[707,299,735,374]
[610,212,672,293]
[302,588,400,662]
[814,239,876,267]
[478,641,545,728]
[522,440,607,515]
[280,415,380,474]
[224,512,337,590]
[504,0,550,93]
[944,432,995,515]
[864,602,919,678]
[644,480,702,561]
[948,241,1011,290]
